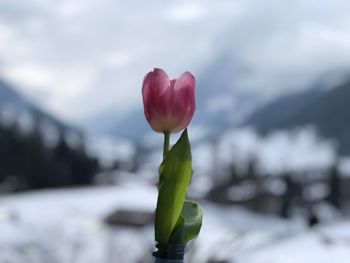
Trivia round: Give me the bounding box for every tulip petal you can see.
[171,72,196,132]
[142,71,154,121]
[142,68,171,132]
[174,72,195,92]
[142,69,196,133]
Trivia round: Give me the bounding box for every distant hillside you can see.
[0,80,69,130]
[245,87,324,133]
[0,79,99,191]
[246,78,350,154]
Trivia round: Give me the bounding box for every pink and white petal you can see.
[173,72,195,114]
[172,72,195,111]
[142,71,154,121]
[151,68,171,96]
[142,68,171,124]
[174,71,195,91]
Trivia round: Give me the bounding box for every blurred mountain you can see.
[0,80,66,129]
[0,79,99,192]
[193,54,261,132]
[245,87,324,132]
[246,77,350,154]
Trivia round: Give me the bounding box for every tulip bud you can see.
[142,68,195,133]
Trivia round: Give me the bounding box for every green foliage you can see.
[155,129,192,244]
[169,200,203,245]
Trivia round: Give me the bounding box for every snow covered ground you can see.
[236,221,350,263]
[0,181,349,263]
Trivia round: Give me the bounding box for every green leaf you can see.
[167,215,185,244]
[181,201,203,243]
[169,200,203,245]
[155,129,192,244]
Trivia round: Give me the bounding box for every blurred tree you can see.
[280,173,295,218]
[0,115,99,192]
[327,164,341,209]
[229,162,238,184]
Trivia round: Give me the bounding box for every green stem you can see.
[163,131,170,159]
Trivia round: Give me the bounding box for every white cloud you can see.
[98,51,134,69]
[165,3,206,24]
[4,65,57,90]
[2,63,98,119]
[0,0,349,122]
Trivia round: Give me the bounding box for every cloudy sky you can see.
[0,0,349,123]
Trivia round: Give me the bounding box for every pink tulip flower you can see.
[142,68,196,133]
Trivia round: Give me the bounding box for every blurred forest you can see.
[0,115,98,192]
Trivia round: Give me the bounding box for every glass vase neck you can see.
[153,258,184,263]
[153,243,185,262]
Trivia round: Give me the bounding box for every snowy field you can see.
[0,180,349,263]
